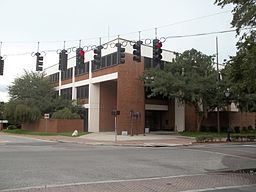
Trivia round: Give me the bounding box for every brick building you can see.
[45,38,255,134]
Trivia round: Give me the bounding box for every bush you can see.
[52,107,80,119]
[7,125,17,130]
[196,136,215,142]
[248,125,253,131]
[234,126,240,133]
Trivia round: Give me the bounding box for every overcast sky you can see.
[0,0,236,102]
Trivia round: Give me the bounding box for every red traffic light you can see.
[79,50,85,56]
[156,42,162,49]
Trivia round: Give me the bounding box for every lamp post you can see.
[225,88,231,142]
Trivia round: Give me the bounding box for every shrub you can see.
[234,126,240,133]
[7,125,17,130]
[242,126,248,132]
[248,125,253,131]
[52,107,80,119]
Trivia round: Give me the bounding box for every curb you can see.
[49,138,192,147]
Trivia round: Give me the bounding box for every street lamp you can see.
[225,88,231,142]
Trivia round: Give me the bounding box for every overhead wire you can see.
[0,10,232,45]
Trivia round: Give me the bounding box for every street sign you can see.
[111,110,120,116]
[44,113,50,119]
[0,120,8,123]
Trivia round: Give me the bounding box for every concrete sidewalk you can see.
[78,132,195,146]
[1,132,195,147]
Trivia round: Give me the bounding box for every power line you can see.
[120,9,232,36]
[0,10,232,45]
[2,28,242,58]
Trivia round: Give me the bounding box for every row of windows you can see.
[60,85,89,100]
[51,55,164,83]
[75,61,89,76]
[77,85,89,99]
[60,88,72,100]
[144,57,165,69]
[61,68,73,81]
[49,73,59,83]
[92,52,118,71]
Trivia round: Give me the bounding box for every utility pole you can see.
[216,36,220,134]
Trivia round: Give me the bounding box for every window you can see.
[52,90,59,98]
[60,88,72,100]
[144,57,165,69]
[144,57,152,69]
[75,61,89,76]
[76,85,89,99]
[49,72,59,83]
[92,52,118,72]
[61,68,73,80]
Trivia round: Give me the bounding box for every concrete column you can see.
[72,67,76,100]
[175,98,185,132]
[88,83,100,132]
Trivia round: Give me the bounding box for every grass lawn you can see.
[2,129,88,137]
[179,131,256,138]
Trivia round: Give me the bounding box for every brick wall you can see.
[61,79,72,85]
[116,54,145,135]
[75,73,89,82]
[201,112,255,131]
[22,119,84,133]
[99,81,117,132]
[92,65,119,78]
[185,104,198,131]
[184,104,255,132]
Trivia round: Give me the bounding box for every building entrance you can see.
[145,110,174,132]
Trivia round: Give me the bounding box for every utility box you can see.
[145,128,150,134]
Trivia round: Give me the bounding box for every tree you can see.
[142,49,227,131]
[215,0,256,37]
[4,71,80,124]
[52,107,80,119]
[0,102,4,120]
[226,31,256,111]
[215,0,256,112]
[8,71,55,114]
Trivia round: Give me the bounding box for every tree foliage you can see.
[0,102,4,120]
[8,71,55,114]
[52,107,80,119]
[142,49,227,131]
[4,71,81,124]
[215,0,256,112]
[226,31,256,111]
[215,0,256,36]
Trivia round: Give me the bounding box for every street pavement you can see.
[0,131,195,147]
[0,133,255,192]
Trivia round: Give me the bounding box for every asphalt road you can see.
[0,135,255,191]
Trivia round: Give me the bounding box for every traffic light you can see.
[76,48,85,67]
[59,49,68,71]
[0,56,4,75]
[153,39,162,63]
[116,43,125,64]
[93,45,103,66]
[133,41,143,62]
[35,52,43,71]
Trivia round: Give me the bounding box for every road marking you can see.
[179,184,256,192]
[186,148,256,161]
[243,145,256,148]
